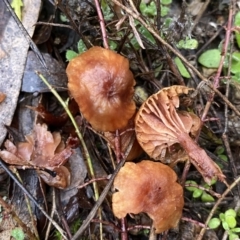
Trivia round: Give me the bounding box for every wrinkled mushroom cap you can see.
[66,46,136,132]
[112,160,184,233]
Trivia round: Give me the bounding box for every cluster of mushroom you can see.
[66,46,185,233]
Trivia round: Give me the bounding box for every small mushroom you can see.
[66,46,136,132]
[135,85,225,184]
[112,160,184,233]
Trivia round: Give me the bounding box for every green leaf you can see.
[234,11,240,48]
[230,52,240,74]
[225,216,237,229]
[201,192,215,202]
[219,154,228,162]
[215,146,225,155]
[229,233,239,240]
[198,49,221,68]
[140,2,157,17]
[174,57,191,78]
[193,189,203,198]
[66,50,78,61]
[222,220,230,230]
[225,209,237,218]
[11,228,25,240]
[177,38,198,50]
[219,213,226,221]
[161,6,170,17]
[231,227,240,233]
[161,0,172,4]
[109,40,117,50]
[185,180,198,191]
[208,218,221,229]
[77,40,87,54]
[138,26,156,45]
[11,0,23,21]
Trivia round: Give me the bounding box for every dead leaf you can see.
[0,123,73,188]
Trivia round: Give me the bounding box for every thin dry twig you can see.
[197,176,240,240]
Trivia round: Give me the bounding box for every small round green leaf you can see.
[208,218,221,229]
[11,228,25,240]
[222,220,230,230]
[229,233,239,240]
[225,216,237,229]
[201,192,215,202]
[225,209,237,218]
[77,40,87,54]
[161,6,170,17]
[219,213,225,221]
[185,180,198,191]
[66,50,78,61]
[193,189,203,198]
[177,38,198,50]
[198,49,221,68]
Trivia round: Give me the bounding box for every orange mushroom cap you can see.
[112,160,184,233]
[66,46,136,132]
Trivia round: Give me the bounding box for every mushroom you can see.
[135,85,225,184]
[112,160,184,233]
[66,46,136,132]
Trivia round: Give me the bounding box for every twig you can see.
[71,158,126,240]
[197,176,240,240]
[0,159,68,239]
[185,183,221,198]
[10,167,40,240]
[94,0,109,49]
[111,0,240,118]
[201,2,233,121]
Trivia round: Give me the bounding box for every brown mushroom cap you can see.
[112,160,184,233]
[66,46,136,132]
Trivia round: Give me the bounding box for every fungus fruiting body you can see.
[112,160,184,233]
[135,85,225,184]
[66,46,136,132]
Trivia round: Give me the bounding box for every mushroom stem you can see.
[177,132,225,184]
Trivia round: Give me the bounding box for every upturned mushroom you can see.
[112,160,184,233]
[135,85,225,184]
[66,46,136,132]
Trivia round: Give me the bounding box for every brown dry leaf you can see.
[0,123,72,188]
[135,85,225,184]
[112,160,184,233]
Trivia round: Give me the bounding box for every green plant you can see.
[208,209,240,240]
[11,228,25,240]
[66,39,87,61]
[185,180,216,202]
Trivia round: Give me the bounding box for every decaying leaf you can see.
[135,85,225,184]
[112,160,184,233]
[0,123,73,188]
